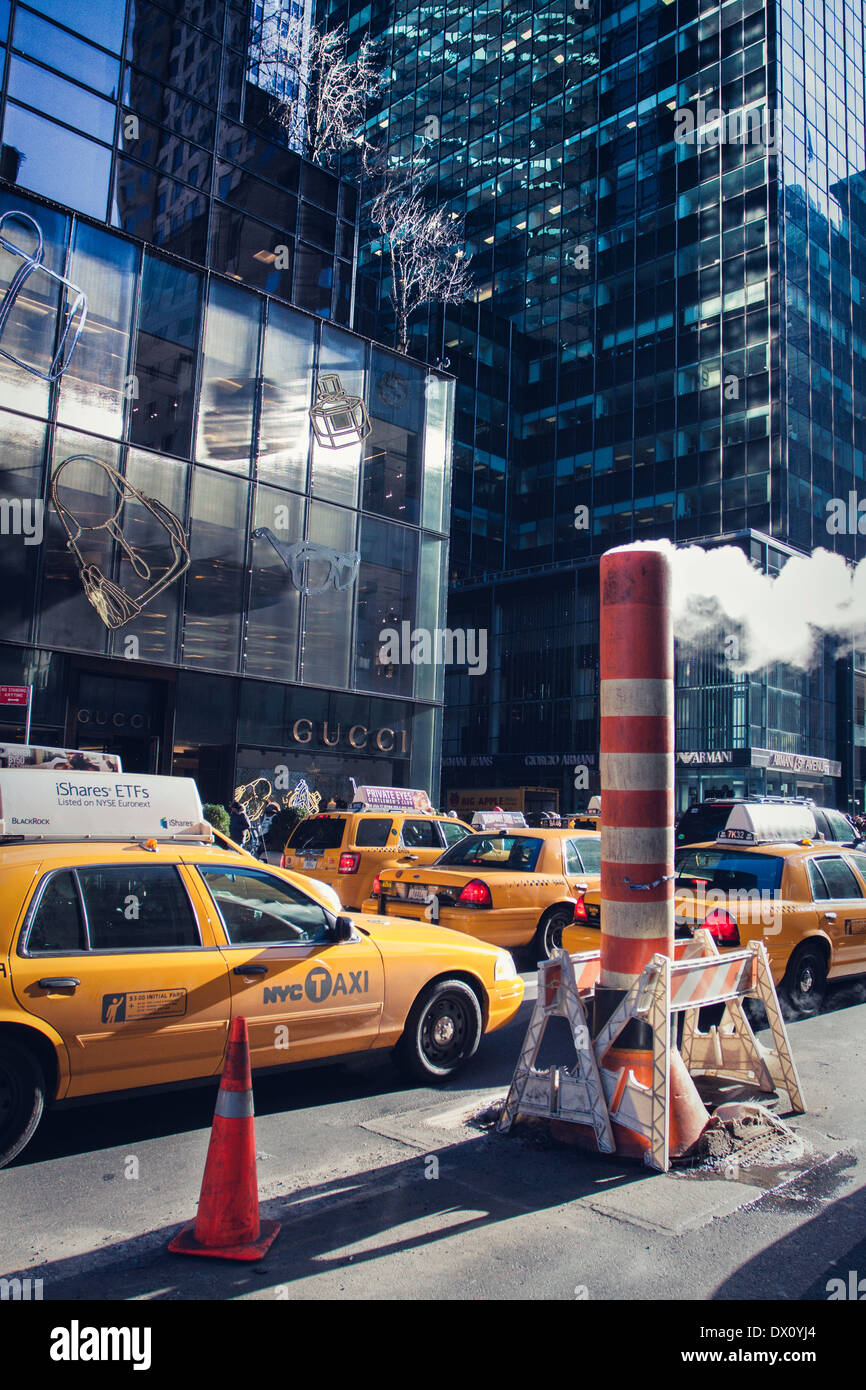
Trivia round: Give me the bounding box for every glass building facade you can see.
[321,0,866,814]
[0,0,454,806]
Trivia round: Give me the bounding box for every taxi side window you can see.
[401,819,439,849]
[77,866,201,950]
[808,857,864,901]
[440,820,469,847]
[355,818,393,847]
[25,871,86,955]
[198,867,330,946]
[564,840,583,875]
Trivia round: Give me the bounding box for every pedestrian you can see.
[229,799,253,849]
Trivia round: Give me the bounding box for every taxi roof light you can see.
[350,785,434,814]
[716,802,818,847]
[0,770,212,845]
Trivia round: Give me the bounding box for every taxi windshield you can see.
[436,833,543,871]
[675,848,784,894]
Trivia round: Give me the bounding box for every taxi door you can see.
[10,860,232,1098]
[806,853,866,974]
[188,862,385,1068]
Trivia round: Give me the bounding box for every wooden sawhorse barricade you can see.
[498,931,805,1172]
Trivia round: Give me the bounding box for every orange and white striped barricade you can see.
[498,949,614,1154]
[499,932,804,1173]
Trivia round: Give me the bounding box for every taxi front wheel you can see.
[780,943,828,1017]
[0,1040,45,1169]
[395,979,483,1082]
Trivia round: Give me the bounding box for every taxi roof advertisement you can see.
[0,770,205,841]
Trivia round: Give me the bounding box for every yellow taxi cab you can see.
[280,785,472,909]
[567,795,601,832]
[563,803,866,1015]
[0,770,524,1167]
[363,811,602,961]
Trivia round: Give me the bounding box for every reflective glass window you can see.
[299,501,357,689]
[196,279,260,473]
[311,324,366,506]
[3,105,111,220]
[354,516,418,698]
[8,56,116,142]
[115,447,188,664]
[58,223,138,439]
[183,468,248,670]
[125,2,220,108]
[293,242,333,318]
[131,253,201,459]
[0,412,45,643]
[112,158,209,264]
[364,349,425,526]
[40,432,123,654]
[25,0,126,52]
[13,9,120,95]
[246,485,304,681]
[0,190,69,418]
[215,161,297,232]
[123,70,216,146]
[258,302,315,491]
[210,203,294,297]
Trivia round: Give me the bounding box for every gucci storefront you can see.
[0,186,452,809]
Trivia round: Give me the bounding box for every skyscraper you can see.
[322,0,866,814]
[0,0,454,806]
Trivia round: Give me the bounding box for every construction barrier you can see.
[498,930,805,1173]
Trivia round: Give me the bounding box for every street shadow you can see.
[713,1173,866,1301]
[8,997,537,1168]
[0,1128,651,1300]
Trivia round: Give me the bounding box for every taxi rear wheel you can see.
[0,1041,45,1169]
[395,979,483,1081]
[536,907,573,962]
[780,943,828,1016]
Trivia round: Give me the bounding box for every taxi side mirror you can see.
[330,915,355,942]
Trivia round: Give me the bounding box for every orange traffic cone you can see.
[168,1017,280,1261]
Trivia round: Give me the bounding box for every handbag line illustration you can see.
[0,210,88,381]
[253,527,360,594]
[309,373,371,449]
[51,455,190,630]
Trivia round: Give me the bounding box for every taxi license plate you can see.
[408,885,430,903]
[303,856,319,869]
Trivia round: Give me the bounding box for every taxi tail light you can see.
[280,852,287,868]
[457,879,492,907]
[372,874,382,895]
[702,907,740,945]
[573,894,587,922]
[339,852,361,874]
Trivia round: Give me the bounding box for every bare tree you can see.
[371,173,474,355]
[251,17,381,168]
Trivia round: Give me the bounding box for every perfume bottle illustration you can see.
[51,455,190,630]
[0,210,88,381]
[308,373,371,449]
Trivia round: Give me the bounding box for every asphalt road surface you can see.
[3,970,866,1302]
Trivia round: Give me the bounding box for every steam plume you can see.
[612,540,866,672]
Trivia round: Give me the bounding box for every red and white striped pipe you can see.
[599,545,675,993]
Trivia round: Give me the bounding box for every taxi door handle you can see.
[233,964,267,975]
[37,977,80,990]
[823,912,837,921]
